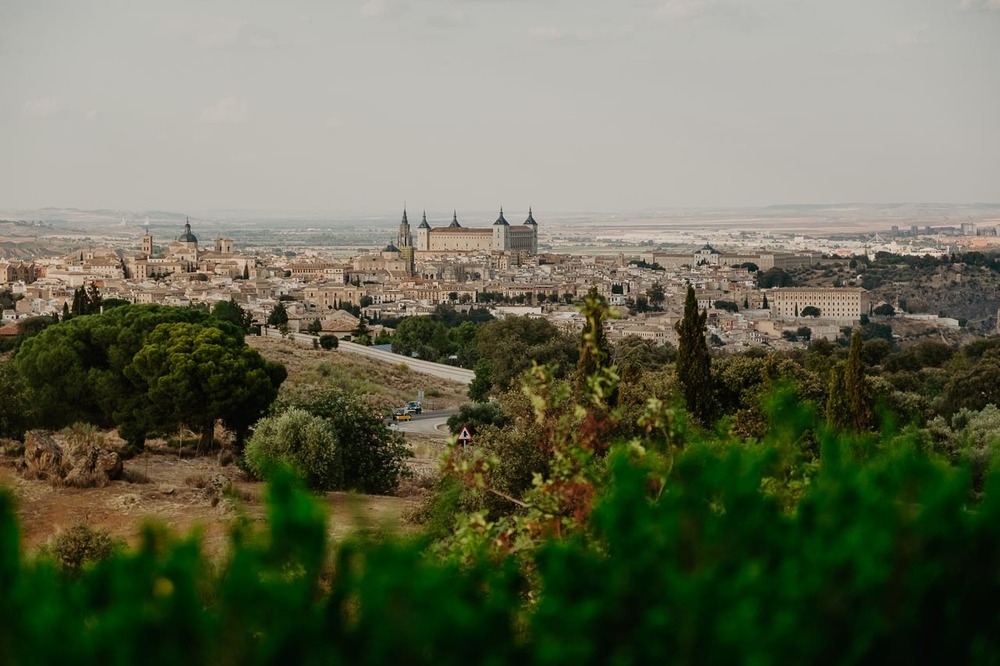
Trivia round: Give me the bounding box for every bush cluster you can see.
[244,389,410,494]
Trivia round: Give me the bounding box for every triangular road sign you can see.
[457,425,473,441]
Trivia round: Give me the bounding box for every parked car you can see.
[406,401,422,415]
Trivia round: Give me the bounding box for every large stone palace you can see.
[396,208,539,258]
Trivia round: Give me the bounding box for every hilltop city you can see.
[4,207,1000,348]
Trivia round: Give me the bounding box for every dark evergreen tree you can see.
[844,330,875,432]
[762,293,769,309]
[675,284,715,425]
[71,288,86,317]
[267,302,289,327]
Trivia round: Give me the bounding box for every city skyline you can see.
[3,0,999,213]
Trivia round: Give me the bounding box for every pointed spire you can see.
[494,206,509,226]
[524,207,537,226]
[401,207,409,225]
[449,210,461,228]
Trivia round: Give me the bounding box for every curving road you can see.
[387,410,457,438]
[260,328,475,385]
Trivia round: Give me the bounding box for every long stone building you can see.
[768,287,870,321]
[396,208,538,256]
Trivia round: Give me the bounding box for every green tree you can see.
[575,288,615,404]
[125,322,286,449]
[757,268,794,288]
[287,389,411,494]
[267,302,289,327]
[762,293,770,309]
[393,316,452,361]
[319,334,339,350]
[675,284,716,425]
[14,305,221,444]
[714,300,739,313]
[306,318,323,335]
[873,303,896,317]
[801,306,821,317]
[243,409,342,490]
[212,299,253,332]
[825,361,852,432]
[842,330,875,432]
[446,402,510,436]
[471,316,578,399]
[0,360,33,439]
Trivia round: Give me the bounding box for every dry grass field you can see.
[1,337,468,555]
[247,335,469,412]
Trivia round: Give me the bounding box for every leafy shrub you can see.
[262,389,411,494]
[244,409,343,490]
[39,523,117,575]
[446,402,509,436]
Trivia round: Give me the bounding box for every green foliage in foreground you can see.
[4,439,1000,664]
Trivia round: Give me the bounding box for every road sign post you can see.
[457,424,473,450]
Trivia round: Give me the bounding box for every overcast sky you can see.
[2,0,998,214]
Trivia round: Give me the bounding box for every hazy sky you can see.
[2,0,999,215]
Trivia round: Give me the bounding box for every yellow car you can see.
[393,409,412,422]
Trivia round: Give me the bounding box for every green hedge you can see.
[3,443,1000,665]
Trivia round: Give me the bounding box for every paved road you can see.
[260,328,475,385]
[388,409,457,438]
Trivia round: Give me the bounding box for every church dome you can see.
[177,219,198,243]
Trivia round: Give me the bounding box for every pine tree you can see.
[62,302,71,321]
[743,295,749,309]
[675,284,715,425]
[242,263,250,280]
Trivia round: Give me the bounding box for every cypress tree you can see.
[675,284,715,425]
[762,293,769,309]
[575,287,615,405]
[825,362,852,430]
[844,330,875,431]
[71,288,86,317]
[826,331,875,432]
